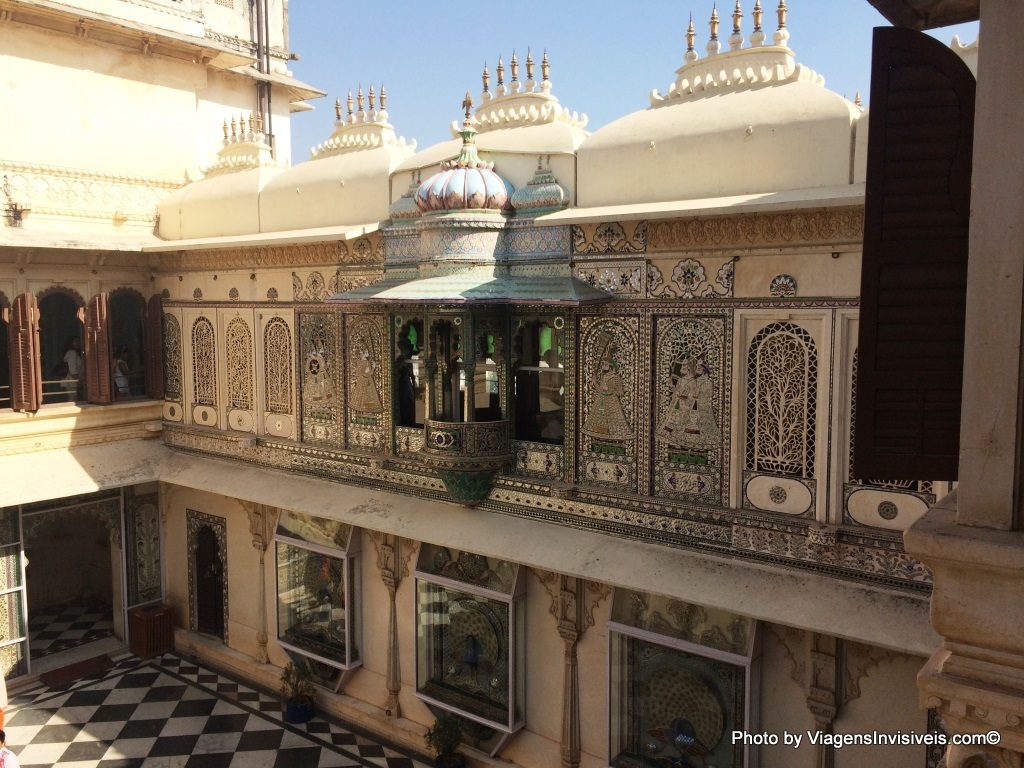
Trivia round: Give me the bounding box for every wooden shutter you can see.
[145,294,165,400]
[854,26,975,480]
[7,292,43,412]
[84,292,113,405]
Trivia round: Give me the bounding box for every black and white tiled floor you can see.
[28,601,115,659]
[6,651,431,768]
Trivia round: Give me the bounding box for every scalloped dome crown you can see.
[415,94,512,213]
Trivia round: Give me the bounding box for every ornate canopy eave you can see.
[865,0,978,29]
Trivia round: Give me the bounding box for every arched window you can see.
[109,289,146,398]
[38,288,84,404]
[263,317,292,414]
[225,318,253,411]
[745,322,817,477]
[394,317,425,428]
[192,317,216,407]
[163,314,182,402]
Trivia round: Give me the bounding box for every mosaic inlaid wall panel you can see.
[742,320,819,518]
[345,314,389,451]
[125,491,161,607]
[299,310,344,447]
[162,309,184,423]
[577,316,639,492]
[258,310,296,440]
[653,315,731,504]
[220,309,255,434]
[184,309,219,428]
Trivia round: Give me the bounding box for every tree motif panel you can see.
[299,311,343,446]
[125,491,161,607]
[577,316,639,491]
[163,313,182,403]
[346,314,388,452]
[263,317,293,415]
[746,322,817,478]
[653,315,730,503]
[225,317,253,412]
[191,316,216,407]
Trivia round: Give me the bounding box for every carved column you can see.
[368,532,414,718]
[806,634,840,768]
[537,572,610,768]
[244,502,280,665]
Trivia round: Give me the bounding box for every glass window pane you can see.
[0,545,22,591]
[0,509,18,546]
[513,318,565,444]
[0,591,25,641]
[276,511,352,551]
[276,542,348,665]
[417,545,516,593]
[0,641,27,680]
[416,581,511,726]
[610,633,746,768]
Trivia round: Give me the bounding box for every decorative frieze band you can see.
[159,235,383,272]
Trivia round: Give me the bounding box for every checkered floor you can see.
[6,651,431,768]
[29,601,114,659]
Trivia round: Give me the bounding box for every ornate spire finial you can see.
[357,84,364,112]
[710,3,720,40]
[247,112,255,134]
[733,0,742,34]
[230,114,237,137]
[222,118,229,140]
[462,91,473,123]
[368,84,376,111]
[687,13,696,51]
[510,50,518,81]
[777,0,787,29]
[497,55,505,86]
[753,0,763,31]
[541,50,549,82]
[255,112,263,133]
[526,48,534,80]
[346,89,354,118]
[334,97,341,120]
[854,91,862,107]
[773,0,789,45]
[380,84,387,110]
[482,62,490,93]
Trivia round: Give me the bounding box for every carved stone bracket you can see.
[534,570,611,768]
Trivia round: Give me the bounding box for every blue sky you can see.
[286,1,978,161]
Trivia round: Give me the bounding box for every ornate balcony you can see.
[420,418,511,506]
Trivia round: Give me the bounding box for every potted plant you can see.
[280,660,316,724]
[425,713,466,768]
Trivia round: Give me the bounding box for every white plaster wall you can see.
[732,249,863,298]
[760,627,817,768]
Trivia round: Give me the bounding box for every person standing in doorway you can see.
[63,336,83,401]
[0,729,20,768]
[112,345,131,398]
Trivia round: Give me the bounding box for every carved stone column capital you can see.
[243,502,280,553]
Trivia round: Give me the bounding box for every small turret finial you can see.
[541,50,549,82]
[526,48,534,80]
[732,0,742,34]
[380,84,387,110]
[497,56,505,86]
[334,97,341,121]
[687,13,696,51]
[368,84,376,111]
[777,0,787,29]
[248,112,255,134]
[854,91,862,107]
[710,3,720,40]
[230,114,237,138]
[346,90,354,118]
[222,118,229,140]
[773,0,789,45]
[357,84,364,112]
[753,0,763,31]
[483,62,490,93]
[462,91,473,123]
[510,50,518,81]
[255,112,263,134]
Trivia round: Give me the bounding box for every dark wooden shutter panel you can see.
[145,294,165,400]
[8,292,43,412]
[85,292,113,405]
[854,26,975,481]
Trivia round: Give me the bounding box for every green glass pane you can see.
[539,326,553,357]
[407,325,418,353]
